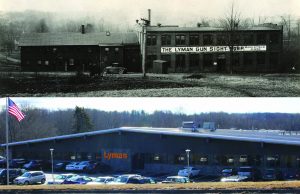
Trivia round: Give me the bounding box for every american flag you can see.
[8,98,25,122]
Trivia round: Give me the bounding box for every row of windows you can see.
[147,53,278,68]
[145,154,300,168]
[147,33,280,46]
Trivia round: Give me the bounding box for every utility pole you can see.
[136,10,151,78]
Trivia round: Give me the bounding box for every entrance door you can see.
[217,54,226,72]
[132,153,145,170]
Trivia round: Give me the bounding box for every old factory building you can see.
[19,27,141,73]
[2,127,300,175]
[145,23,283,73]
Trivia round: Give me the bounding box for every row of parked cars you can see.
[220,166,300,182]
[0,158,111,174]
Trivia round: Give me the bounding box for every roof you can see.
[146,25,282,32]
[2,127,300,147]
[19,32,139,46]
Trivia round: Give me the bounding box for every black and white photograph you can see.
[0,0,299,97]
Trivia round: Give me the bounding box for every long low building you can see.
[1,127,300,175]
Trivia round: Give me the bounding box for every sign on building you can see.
[161,45,267,53]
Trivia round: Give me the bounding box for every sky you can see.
[1,97,300,114]
[0,0,299,25]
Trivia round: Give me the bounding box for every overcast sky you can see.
[0,0,299,25]
[1,97,300,114]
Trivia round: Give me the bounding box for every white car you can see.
[47,173,77,184]
[220,175,248,182]
[14,171,46,185]
[65,162,80,171]
[161,176,190,184]
[86,176,115,185]
[178,166,200,177]
[107,174,141,185]
[73,161,90,171]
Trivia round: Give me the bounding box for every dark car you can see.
[9,159,28,168]
[262,169,283,181]
[0,168,25,184]
[237,166,261,181]
[86,161,111,174]
[103,65,127,75]
[54,161,69,172]
[62,176,92,184]
[0,157,6,168]
[23,160,49,170]
[221,168,237,177]
[284,169,300,180]
[139,177,156,184]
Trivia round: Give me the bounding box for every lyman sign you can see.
[161,45,267,53]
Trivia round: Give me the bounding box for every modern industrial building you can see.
[2,127,300,176]
[144,23,283,73]
[19,26,141,73]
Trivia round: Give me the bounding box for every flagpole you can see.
[6,97,9,185]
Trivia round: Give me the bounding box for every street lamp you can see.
[49,148,54,184]
[185,149,191,167]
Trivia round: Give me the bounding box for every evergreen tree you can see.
[72,106,93,133]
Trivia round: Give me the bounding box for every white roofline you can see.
[1,127,300,147]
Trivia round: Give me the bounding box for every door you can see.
[217,54,226,72]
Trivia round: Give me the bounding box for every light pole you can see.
[185,149,191,167]
[185,149,191,179]
[49,148,54,184]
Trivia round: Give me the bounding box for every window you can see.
[161,55,171,68]
[217,34,227,45]
[175,35,186,45]
[174,154,185,164]
[203,34,213,45]
[161,35,171,45]
[243,53,254,66]
[105,47,109,52]
[45,61,49,65]
[190,54,199,67]
[203,54,213,67]
[189,35,199,45]
[232,35,240,44]
[257,53,266,65]
[175,54,185,70]
[270,33,279,44]
[244,34,254,44]
[69,59,74,66]
[266,155,280,168]
[147,35,157,46]
[37,60,42,65]
[257,33,266,44]
[115,47,119,52]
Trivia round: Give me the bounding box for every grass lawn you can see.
[1,73,300,97]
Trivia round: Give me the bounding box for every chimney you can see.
[148,9,151,26]
[81,25,85,34]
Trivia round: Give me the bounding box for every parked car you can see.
[178,166,200,177]
[107,174,142,185]
[65,162,80,171]
[23,160,46,170]
[103,66,127,74]
[0,168,25,184]
[54,161,70,171]
[284,169,300,180]
[14,171,46,185]
[0,156,6,168]
[62,175,93,184]
[86,176,115,185]
[139,177,156,184]
[161,176,190,184]
[86,161,111,173]
[262,169,283,181]
[221,168,237,177]
[73,161,95,171]
[47,173,77,185]
[220,175,248,182]
[10,159,28,168]
[237,166,261,181]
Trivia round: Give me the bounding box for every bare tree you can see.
[219,0,242,74]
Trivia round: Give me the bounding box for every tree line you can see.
[1,106,300,144]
